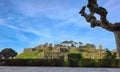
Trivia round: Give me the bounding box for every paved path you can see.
[0,67,120,72]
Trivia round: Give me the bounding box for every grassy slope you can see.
[16,51,44,59]
[16,50,100,59]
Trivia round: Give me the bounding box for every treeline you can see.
[0,52,119,67]
[40,40,96,48]
[0,51,120,68]
[0,41,118,67]
[0,59,119,67]
[0,52,120,68]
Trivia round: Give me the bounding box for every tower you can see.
[98,44,102,59]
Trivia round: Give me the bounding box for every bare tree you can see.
[79,0,120,57]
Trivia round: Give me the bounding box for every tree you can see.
[48,43,53,51]
[69,41,78,47]
[61,40,70,46]
[43,42,49,47]
[83,43,96,58]
[79,0,120,57]
[67,53,82,66]
[0,52,2,59]
[79,41,83,47]
[1,48,17,59]
[61,40,78,47]
[60,48,69,52]
[103,48,117,59]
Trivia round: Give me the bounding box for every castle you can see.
[22,43,115,59]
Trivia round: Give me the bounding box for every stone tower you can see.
[98,44,102,59]
[98,44,102,50]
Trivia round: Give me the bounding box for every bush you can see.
[0,59,64,66]
[96,59,120,68]
[60,48,69,52]
[67,53,82,67]
[63,60,70,67]
[78,59,98,67]
[0,59,120,67]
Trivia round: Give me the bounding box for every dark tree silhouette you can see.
[79,42,83,46]
[103,48,117,59]
[61,40,70,46]
[1,48,17,59]
[79,0,120,57]
[0,52,2,59]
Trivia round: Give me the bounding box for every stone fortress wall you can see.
[23,44,118,59]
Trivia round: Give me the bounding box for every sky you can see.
[0,0,120,53]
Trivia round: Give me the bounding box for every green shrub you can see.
[63,60,70,67]
[79,59,98,67]
[60,48,69,52]
[67,53,82,67]
[78,60,83,67]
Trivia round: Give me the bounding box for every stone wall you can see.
[44,52,62,59]
[52,47,61,52]
[35,45,50,51]
[23,48,34,53]
[69,47,78,52]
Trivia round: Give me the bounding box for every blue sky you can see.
[0,0,120,53]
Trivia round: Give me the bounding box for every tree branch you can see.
[79,0,120,31]
[79,6,101,28]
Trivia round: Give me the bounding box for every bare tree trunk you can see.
[114,32,120,57]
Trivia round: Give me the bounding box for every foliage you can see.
[61,40,78,47]
[1,40,119,67]
[0,58,120,67]
[0,52,2,59]
[60,48,69,52]
[67,53,82,60]
[67,53,82,67]
[48,46,53,51]
[84,43,96,48]
[99,49,117,67]
[78,59,98,67]
[0,48,17,59]
[63,60,70,67]
[103,49,117,59]
[78,41,83,47]
[0,59,64,66]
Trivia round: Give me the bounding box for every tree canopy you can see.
[0,48,17,59]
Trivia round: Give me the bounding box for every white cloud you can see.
[0,0,116,50]
[16,1,69,18]
[0,23,56,47]
[14,0,89,29]
[16,1,84,21]
[1,23,53,39]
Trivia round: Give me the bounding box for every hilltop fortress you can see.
[20,41,118,59]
